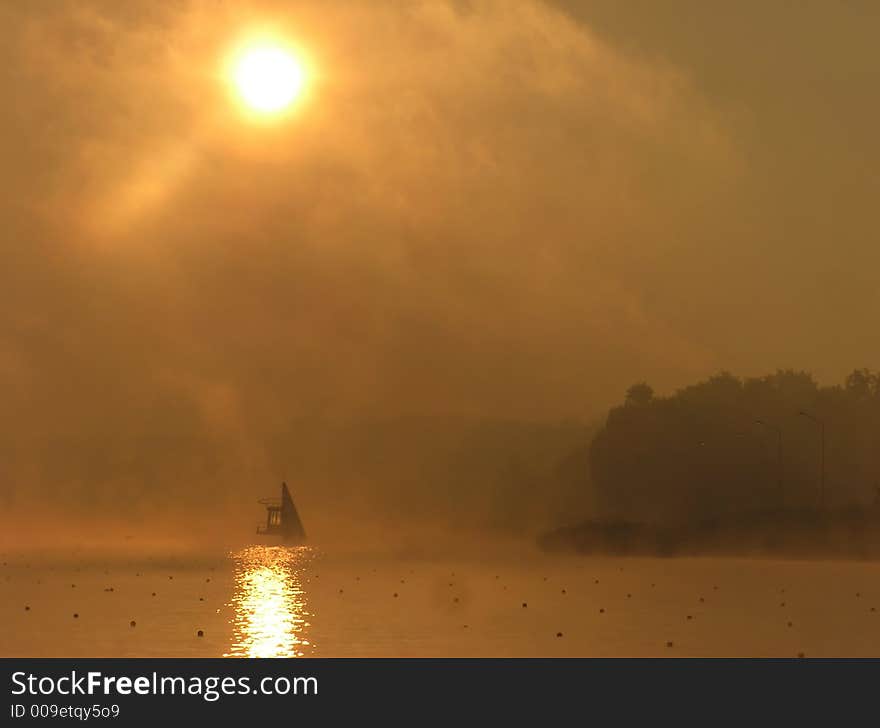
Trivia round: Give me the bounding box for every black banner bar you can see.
[1,658,874,725]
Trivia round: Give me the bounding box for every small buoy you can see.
[787,621,793,627]
[393,592,398,598]
[699,597,704,603]
[599,608,605,614]
[856,592,861,598]
[151,592,156,597]
[627,593,632,599]
[199,597,204,602]
[355,576,360,581]
[206,578,211,583]
[522,602,528,608]
[561,589,566,595]
[666,641,674,648]
[130,620,136,628]
[463,624,469,629]
[556,632,563,638]
[71,584,76,588]
[594,579,599,584]
[797,652,805,658]
[780,602,786,607]
[24,605,30,611]
[168,576,173,580]
[453,597,459,603]
[73,613,79,619]
[400,579,405,584]
[197,630,204,637]
[543,577,548,582]
[686,615,692,620]
[338,589,343,595]
[871,607,876,613]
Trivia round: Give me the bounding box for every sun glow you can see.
[231,43,306,115]
[225,546,313,658]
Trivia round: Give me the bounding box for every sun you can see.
[232,44,306,115]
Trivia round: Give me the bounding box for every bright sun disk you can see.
[233,45,305,114]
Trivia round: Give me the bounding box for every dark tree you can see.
[625,382,654,407]
[589,368,880,524]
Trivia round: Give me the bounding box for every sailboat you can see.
[257,482,307,544]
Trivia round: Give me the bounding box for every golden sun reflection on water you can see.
[225,545,315,658]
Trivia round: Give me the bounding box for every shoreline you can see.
[538,507,880,560]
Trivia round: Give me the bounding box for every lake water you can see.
[3,544,880,657]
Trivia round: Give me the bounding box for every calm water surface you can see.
[3,545,880,657]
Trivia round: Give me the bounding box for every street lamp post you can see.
[755,420,783,507]
[799,410,826,509]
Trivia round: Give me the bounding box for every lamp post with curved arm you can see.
[755,419,783,507]
[799,410,825,509]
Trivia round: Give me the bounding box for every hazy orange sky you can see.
[1,0,877,454]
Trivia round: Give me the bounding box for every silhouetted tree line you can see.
[589,369,880,524]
